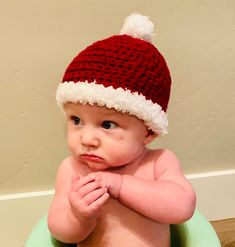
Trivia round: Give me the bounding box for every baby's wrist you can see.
[114,174,123,199]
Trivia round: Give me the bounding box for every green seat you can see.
[25,209,221,247]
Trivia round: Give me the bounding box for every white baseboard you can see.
[0,189,54,201]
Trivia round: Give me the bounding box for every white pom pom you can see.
[120,13,155,43]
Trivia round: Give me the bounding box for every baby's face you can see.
[64,103,155,171]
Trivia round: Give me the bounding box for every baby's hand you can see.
[94,172,123,199]
[68,174,109,222]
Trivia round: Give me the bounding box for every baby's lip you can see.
[80,153,103,162]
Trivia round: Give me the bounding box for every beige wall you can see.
[0,0,235,195]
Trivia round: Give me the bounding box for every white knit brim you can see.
[56,81,168,136]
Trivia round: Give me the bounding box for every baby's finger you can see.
[88,192,110,213]
[72,173,96,192]
[83,188,107,206]
[92,192,110,207]
[78,181,102,198]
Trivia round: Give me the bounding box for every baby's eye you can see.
[101,121,117,129]
[71,116,81,125]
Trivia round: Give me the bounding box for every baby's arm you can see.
[47,157,109,243]
[96,149,196,224]
[119,149,196,224]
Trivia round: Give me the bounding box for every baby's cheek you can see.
[68,138,79,155]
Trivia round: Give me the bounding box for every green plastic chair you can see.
[25,209,221,247]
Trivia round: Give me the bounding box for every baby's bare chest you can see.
[79,199,170,247]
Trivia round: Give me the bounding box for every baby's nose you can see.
[80,127,99,147]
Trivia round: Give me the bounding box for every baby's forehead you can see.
[92,104,123,117]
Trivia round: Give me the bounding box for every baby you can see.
[48,13,196,247]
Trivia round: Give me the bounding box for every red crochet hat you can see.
[56,13,171,136]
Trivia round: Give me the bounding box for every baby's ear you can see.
[144,129,157,145]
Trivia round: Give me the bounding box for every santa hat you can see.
[56,13,171,136]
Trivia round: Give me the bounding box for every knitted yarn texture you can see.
[56,13,171,136]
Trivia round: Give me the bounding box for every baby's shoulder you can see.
[147,148,178,161]
[146,148,181,170]
[58,156,75,171]
[135,149,180,180]
[55,156,75,180]
[58,156,91,177]
[55,156,85,188]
